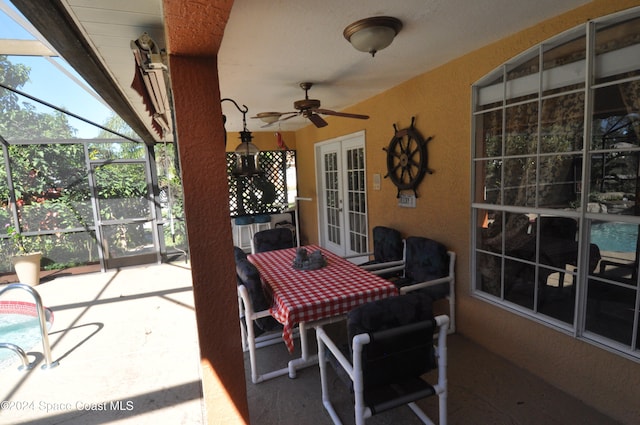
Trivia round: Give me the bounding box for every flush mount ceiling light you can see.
[343,16,403,57]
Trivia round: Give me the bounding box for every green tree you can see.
[0,54,30,114]
[0,56,86,268]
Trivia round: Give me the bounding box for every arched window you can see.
[472,8,640,360]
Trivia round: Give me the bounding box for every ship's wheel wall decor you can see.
[383,117,433,198]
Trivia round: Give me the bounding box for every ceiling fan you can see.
[252,82,369,128]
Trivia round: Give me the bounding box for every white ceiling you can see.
[217,0,591,132]
[6,0,591,135]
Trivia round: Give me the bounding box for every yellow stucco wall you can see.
[286,1,640,423]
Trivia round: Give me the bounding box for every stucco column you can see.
[169,54,248,424]
[164,1,249,422]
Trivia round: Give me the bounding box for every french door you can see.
[316,132,368,257]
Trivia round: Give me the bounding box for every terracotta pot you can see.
[11,252,42,286]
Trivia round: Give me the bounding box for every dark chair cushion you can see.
[348,292,434,340]
[358,226,404,279]
[393,237,449,299]
[372,226,403,262]
[347,292,436,388]
[253,227,294,253]
[234,246,248,286]
[235,258,279,333]
[234,246,248,261]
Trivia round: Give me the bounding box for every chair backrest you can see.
[253,227,295,253]
[235,258,278,332]
[347,292,436,387]
[372,226,404,262]
[404,236,449,282]
[234,246,248,261]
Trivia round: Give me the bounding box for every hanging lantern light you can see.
[222,98,262,176]
[233,129,261,176]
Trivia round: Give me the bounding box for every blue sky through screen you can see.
[1,0,118,138]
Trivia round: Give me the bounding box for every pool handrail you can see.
[0,283,58,369]
[0,342,32,370]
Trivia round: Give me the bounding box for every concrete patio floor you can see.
[0,262,624,425]
[0,262,204,425]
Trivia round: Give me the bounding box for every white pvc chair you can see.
[235,251,304,384]
[315,293,449,425]
[399,250,456,334]
[391,236,456,333]
[237,284,291,384]
[345,226,406,279]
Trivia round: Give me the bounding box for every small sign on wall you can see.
[398,193,416,208]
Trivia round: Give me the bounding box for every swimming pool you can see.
[590,222,639,252]
[0,301,54,370]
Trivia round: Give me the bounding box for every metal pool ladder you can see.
[0,283,58,370]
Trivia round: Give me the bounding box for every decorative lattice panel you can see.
[227,150,295,217]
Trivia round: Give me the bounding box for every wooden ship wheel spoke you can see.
[383,117,433,197]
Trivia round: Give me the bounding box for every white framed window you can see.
[471,7,640,360]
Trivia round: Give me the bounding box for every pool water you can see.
[0,303,53,370]
[590,222,639,252]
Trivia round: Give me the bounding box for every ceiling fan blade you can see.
[307,113,328,128]
[278,112,299,121]
[254,112,298,128]
[315,108,369,120]
[251,112,283,120]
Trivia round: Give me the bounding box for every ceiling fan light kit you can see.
[343,16,403,57]
[253,112,282,124]
[252,82,369,129]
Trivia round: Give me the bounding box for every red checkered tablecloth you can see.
[248,245,398,353]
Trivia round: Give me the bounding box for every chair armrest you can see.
[360,260,404,269]
[316,326,355,380]
[360,260,404,273]
[343,252,375,266]
[238,284,272,319]
[399,275,453,294]
[434,314,450,331]
[343,251,374,260]
[399,250,455,295]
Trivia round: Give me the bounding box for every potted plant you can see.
[6,224,42,286]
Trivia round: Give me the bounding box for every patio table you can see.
[248,244,398,377]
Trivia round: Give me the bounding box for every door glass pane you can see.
[345,147,367,254]
[94,163,150,220]
[324,152,340,245]
[101,222,154,259]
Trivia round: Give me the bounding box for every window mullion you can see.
[574,21,596,339]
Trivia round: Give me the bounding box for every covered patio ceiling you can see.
[5,0,590,141]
